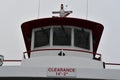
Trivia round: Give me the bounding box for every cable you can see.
[37,0,40,18]
[86,0,88,19]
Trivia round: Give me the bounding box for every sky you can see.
[0,0,120,68]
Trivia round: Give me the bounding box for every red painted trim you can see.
[3,60,22,62]
[24,48,93,54]
[21,17,104,57]
[23,48,101,61]
[105,63,120,65]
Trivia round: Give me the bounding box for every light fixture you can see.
[0,55,4,66]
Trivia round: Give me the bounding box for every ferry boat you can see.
[0,4,120,80]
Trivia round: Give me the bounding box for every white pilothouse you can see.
[0,4,120,80]
[22,4,103,69]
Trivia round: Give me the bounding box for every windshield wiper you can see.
[41,27,49,42]
[60,25,69,42]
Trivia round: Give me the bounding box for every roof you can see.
[21,17,104,57]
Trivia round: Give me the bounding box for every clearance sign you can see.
[47,67,76,77]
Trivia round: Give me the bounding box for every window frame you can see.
[53,26,72,46]
[31,25,93,51]
[73,27,92,51]
[31,26,51,50]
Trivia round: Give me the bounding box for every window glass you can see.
[74,28,90,49]
[53,26,71,45]
[34,28,50,48]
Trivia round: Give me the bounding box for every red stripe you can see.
[24,48,101,56]
[105,63,120,65]
[23,48,101,60]
[24,48,94,54]
[3,60,22,62]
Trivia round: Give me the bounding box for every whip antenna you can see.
[86,0,88,19]
[37,0,40,18]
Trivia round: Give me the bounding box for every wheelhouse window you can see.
[74,28,90,49]
[34,28,50,48]
[53,26,71,46]
[32,25,92,50]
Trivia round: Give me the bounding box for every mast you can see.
[52,4,72,17]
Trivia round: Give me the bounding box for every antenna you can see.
[37,0,40,18]
[52,4,72,17]
[86,0,88,19]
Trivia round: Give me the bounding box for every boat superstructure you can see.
[0,4,120,80]
[21,4,104,69]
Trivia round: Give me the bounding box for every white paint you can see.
[0,66,120,79]
[22,56,103,69]
[47,67,76,77]
[30,49,93,59]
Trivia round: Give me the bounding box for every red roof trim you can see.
[21,17,104,57]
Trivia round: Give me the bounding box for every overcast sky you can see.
[0,0,120,68]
